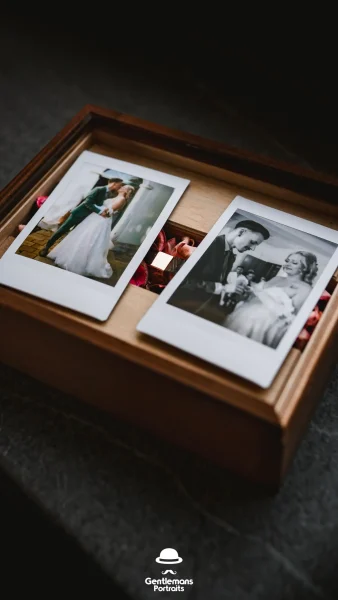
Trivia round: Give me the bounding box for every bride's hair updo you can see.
[287,251,318,285]
[121,184,134,198]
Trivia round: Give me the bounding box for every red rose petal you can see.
[320,290,331,303]
[130,261,148,287]
[294,328,311,350]
[164,237,177,256]
[306,306,320,328]
[151,230,166,252]
[36,196,48,208]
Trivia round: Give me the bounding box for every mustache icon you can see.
[161,569,177,575]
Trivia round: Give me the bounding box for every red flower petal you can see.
[164,237,177,256]
[294,328,311,350]
[306,306,321,328]
[151,230,166,252]
[320,290,331,303]
[36,196,48,208]
[130,261,148,287]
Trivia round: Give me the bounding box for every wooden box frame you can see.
[1,104,338,489]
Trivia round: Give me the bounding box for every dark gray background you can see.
[1,16,338,599]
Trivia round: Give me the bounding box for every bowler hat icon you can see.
[156,548,183,564]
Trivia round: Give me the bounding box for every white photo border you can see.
[137,196,338,388]
[0,150,189,321]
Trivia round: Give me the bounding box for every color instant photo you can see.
[137,197,338,388]
[0,151,189,320]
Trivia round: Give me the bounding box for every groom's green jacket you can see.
[43,186,117,252]
[71,186,110,220]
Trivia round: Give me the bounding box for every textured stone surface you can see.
[1,362,338,599]
[1,20,338,600]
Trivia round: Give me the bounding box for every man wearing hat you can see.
[168,219,270,325]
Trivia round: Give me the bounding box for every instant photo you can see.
[0,151,189,320]
[137,197,338,388]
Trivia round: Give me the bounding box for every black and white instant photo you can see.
[137,197,338,387]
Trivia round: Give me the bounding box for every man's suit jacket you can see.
[82,186,109,213]
[168,235,236,323]
[68,186,114,222]
[180,235,235,291]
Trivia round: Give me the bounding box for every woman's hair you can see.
[287,251,318,285]
[121,184,134,197]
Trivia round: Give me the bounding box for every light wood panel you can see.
[0,285,300,423]
[0,307,283,487]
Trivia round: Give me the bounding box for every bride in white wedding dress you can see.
[48,185,134,278]
[224,251,318,348]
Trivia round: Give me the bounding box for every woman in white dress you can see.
[48,185,134,278]
[224,251,318,348]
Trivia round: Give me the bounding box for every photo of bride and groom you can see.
[17,167,175,286]
[169,209,337,349]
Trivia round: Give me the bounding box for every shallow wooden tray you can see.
[1,105,338,488]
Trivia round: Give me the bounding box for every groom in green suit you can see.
[39,178,123,256]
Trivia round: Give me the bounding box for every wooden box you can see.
[1,105,338,489]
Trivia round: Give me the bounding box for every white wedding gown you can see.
[224,286,295,348]
[48,199,115,278]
